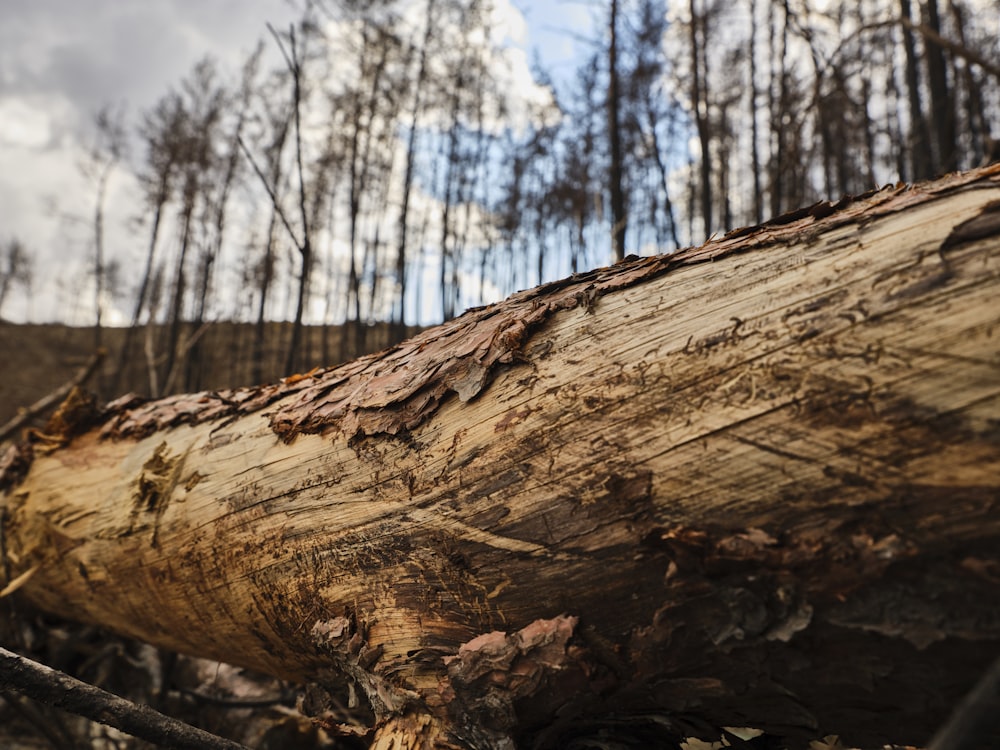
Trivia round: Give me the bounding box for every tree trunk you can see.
[689,0,713,240]
[3,165,1000,749]
[608,0,626,261]
[923,0,957,174]
[748,0,763,225]
[900,0,932,181]
[393,0,436,342]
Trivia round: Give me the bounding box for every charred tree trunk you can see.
[923,0,957,174]
[900,0,933,181]
[608,0,627,261]
[689,0,713,240]
[3,165,1000,749]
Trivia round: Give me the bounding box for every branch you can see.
[0,348,106,444]
[265,22,296,78]
[852,16,1000,82]
[237,135,304,251]
[265,21,311,260]
[899,17,1000,82]
[0,647,251,750]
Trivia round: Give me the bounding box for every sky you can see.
[0,0,597,324]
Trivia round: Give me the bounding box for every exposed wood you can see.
[3,165,1000,749]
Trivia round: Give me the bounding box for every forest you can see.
[2,0,999,397]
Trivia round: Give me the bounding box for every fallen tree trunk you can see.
[3,165,1000,749]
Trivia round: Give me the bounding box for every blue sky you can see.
[513,0,600,79]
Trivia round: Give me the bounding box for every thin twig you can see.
[900,17,1000,82]
[0,647,251,750]
[848,17,1000,82]
[0,348,106,444]
[237,134,304,250]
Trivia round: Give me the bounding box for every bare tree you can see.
[688,0,713,240]
[244,68,293,386]
[391,0,437,340]
[768,0,790,217]
[270,23,315,377]
[0,238,33,320]
[342,18,396,354]
[79,105,127,354]
[185,46,263,392]
[923,0,957,173]
[161,59,226,395]
[748,0,763,223]
[608,0,627,259]
[625,0,681,250]
[899,0,933,180]
[112,93,184,396]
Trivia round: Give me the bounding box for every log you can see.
[3,165,1000,749]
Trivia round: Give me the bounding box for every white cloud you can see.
[0,0,571,324]
[0,98,59,148]
[489,0,528,46]
[0,0,303,323]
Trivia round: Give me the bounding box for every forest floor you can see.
[0,320,412,429]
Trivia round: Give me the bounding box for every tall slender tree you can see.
[79,105,126,355]
[608,0,627,260]
[923,0,957,173]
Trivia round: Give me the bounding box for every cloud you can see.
[0,0,301,322]
[0,0,570,324]
[0,98,61,148]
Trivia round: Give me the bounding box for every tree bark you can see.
[3,165,1000,749]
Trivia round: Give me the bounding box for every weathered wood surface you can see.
[3,164,1000,749]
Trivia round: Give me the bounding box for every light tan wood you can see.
[3,164,1000,749]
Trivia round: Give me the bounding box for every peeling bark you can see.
[3,164,1000,749]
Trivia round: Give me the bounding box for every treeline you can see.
[10,0,997,397]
